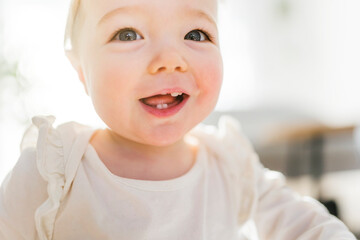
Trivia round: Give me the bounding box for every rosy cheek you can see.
[94,59,124,90]
[197,54,223,99]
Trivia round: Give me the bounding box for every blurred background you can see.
[0,0,360,237]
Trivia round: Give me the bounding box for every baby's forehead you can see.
[81,0,218,23]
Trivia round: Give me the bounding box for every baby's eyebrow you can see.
[185,9,217,27]
[97,6,144,27]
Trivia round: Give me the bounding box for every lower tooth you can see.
[156,104,168,110]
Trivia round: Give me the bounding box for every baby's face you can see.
[74,0,222,146]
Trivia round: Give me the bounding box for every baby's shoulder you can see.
[2,114,95,200]
[191,115,257,165]
[190,115,263,193]
[0,116,96,239]
[21,116,93,152]
[191,116,262,224]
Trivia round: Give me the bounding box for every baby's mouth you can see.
[139,92,188,109]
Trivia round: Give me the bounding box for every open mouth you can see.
[140,92,188,109]
[139,92,190,117]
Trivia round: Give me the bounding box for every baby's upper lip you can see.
[140,87,189,99]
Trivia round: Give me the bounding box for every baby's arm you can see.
[253,163,356,240]
[0,148,47,240]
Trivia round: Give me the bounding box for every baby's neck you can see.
[90,129,198,181]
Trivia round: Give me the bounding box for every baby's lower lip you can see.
[139,94,189,118]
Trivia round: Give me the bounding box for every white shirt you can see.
[0,116,356,240]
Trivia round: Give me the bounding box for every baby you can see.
[0,0,356,239]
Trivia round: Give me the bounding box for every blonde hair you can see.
[64,0,82,53]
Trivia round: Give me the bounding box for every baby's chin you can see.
[104,123,189,148]
[143,136,185,148]
[136,128,189,148]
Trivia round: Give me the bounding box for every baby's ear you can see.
[65,50,89,95]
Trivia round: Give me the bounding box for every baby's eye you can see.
[113,28,143,41]
[184,30,210,42]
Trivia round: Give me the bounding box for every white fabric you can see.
[0,115,356,240]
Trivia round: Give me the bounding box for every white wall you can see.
[228,0,360,125]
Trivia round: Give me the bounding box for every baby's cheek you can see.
[94,61,125,93]
[89,62,128,112]
[198,56,223,102]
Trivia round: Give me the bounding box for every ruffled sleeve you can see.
[0,116,94,240]
[32,116,94,240]
[31,116,66,240]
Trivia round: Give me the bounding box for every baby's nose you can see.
[147,49,188,74]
